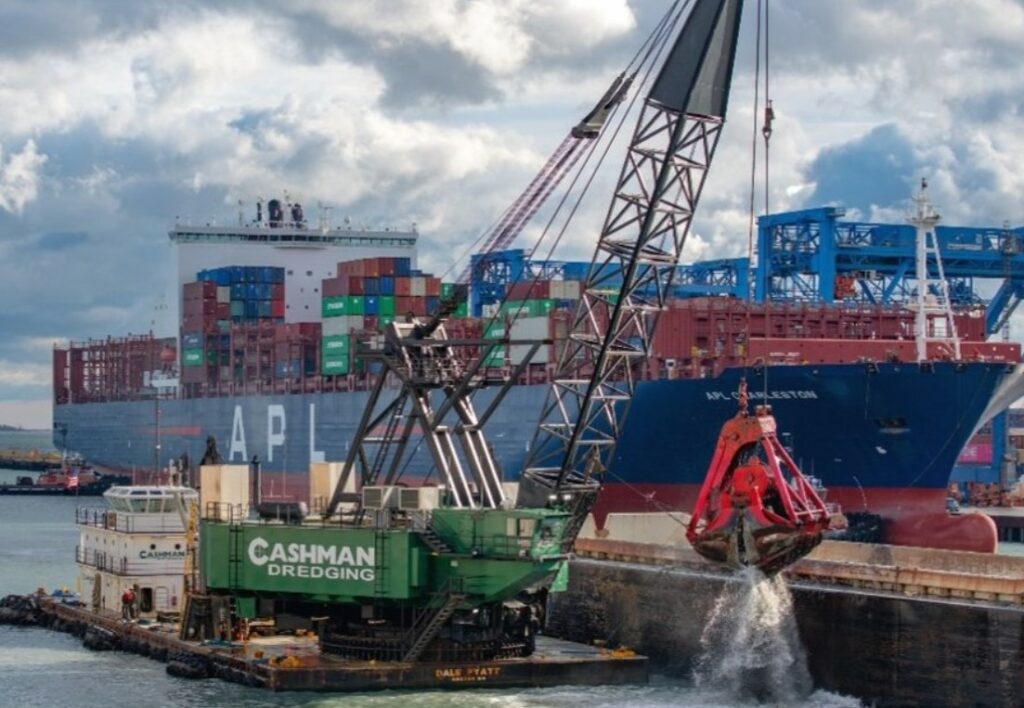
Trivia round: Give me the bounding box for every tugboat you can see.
[0,455,130,495]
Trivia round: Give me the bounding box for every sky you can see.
[1,0,1023,429]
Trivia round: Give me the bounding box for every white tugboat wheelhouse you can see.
[76,486,197,618]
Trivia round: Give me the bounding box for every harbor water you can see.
[0,431,859,707]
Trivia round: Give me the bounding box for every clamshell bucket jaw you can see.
[687,382,833,575]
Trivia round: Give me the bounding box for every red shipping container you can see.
[426,277,441,297]
[363,258,380,277]
[299,322,321,338]
[378,257,396,276]
[338,260,366,277]
[363,315,378,330]
[345,276,364,295]
[182,313,216,332]
[506,280,550,301]
[183,281,217,301]
[272,300,285,318]
[411,297,427,316]
[323,278,344,297]
[183,298,218,316]
[272,283,285,300]
[395,296,414,315]
[217,303,230,319]
[395,277,411,296]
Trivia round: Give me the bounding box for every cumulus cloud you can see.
[1,0,1024,423]
[0,140,46,214]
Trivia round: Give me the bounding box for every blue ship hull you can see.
[54,361,1010,550]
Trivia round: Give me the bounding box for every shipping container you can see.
[364,295,379,316]
[363,277,379,295]
[322,335,351,354]
[506,280,550,301]
[321,356,350,376]
[396,277,411,296]
[426,277,441,297]
[182,348,205,366]
[322,316,363,337]
[183,281,217,301]
[410,276,426,296]
[379,295,396,316]
[395,257,412,277]
[550,280,581,300]
[379,276,396,296]
[378,257,396,277]
[216,286,231,303]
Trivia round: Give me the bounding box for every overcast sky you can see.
[1,0,1023,429]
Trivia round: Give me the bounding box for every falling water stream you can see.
[694,567,813,704]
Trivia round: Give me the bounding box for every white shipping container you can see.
[322,316,364,337]
[509,316,550,364]
[551,280,580,300]
[217,286,231,303]
[482,303,501,318]
[410,276,426,296]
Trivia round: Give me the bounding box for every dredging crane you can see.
[194,0,829,665]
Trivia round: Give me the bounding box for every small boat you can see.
[0,460,130,496]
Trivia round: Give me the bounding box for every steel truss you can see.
[324,320,545,517]
[518,101,725,512]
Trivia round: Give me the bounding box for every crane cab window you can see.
[506,517,536,538]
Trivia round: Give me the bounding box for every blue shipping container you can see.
[231,283,246,299]
[258,301,272,318]
[182,332,203,349]
[364,296,379,316]
[245,301,259,319]
[379,276,395,295]
[426,296,439,313]
[230,266,245,284]
[395,258,412,277]
[364,277,379,295]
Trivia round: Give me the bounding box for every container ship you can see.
[52,203,1023,554]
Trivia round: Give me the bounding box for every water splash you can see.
[694,567,813,704]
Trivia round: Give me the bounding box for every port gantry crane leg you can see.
[517,0,745,539]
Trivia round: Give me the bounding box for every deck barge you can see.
[2,597,647,692]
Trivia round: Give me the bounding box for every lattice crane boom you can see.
[517,0,745,527]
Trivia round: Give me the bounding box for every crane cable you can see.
[481,0,692,344]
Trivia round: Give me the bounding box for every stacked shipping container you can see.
[320,257,456,376]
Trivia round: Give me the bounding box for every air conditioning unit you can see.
[399,486,442,511]
[362,486,398,510]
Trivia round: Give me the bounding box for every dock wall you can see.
[548,558,1024,707]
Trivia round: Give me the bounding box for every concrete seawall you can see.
[548,559,1024,707]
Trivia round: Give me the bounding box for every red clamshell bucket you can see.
[687,384,833,576]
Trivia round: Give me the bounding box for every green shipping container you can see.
[501,299,554,318]
[441,282,455,298]
[182,348,204,366]
[378,314,395,330]
[322,335,351,354]
[378,295,396,316]
[322,296,348,318]
[482,322,505,367]
[321,356,349,376]
[230,301,244,318]
[454,302,468,318]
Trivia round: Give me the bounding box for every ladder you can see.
[374,530,389,598]
[227,524,243,590]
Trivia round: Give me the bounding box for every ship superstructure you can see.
[170,199,417,326]
[76,486,197,618]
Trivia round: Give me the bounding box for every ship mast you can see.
[909,180,961,362]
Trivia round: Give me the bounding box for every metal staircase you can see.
[402,578,467,662]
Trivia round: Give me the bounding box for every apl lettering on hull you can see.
[228,403,327,464]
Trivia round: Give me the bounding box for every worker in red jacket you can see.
[121,588,136,620]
